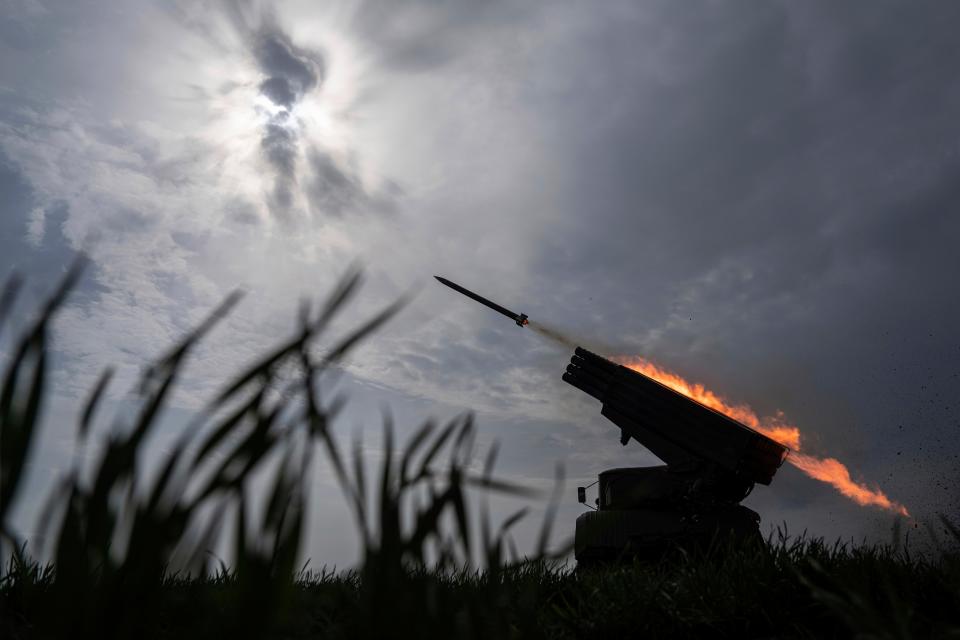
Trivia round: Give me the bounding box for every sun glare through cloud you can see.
[153,1,383,229]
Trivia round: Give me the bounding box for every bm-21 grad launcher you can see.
[434,276,789,565]
[564,348,789,564]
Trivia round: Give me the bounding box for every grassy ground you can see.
[5,533,960,639]
[2,263,959,639]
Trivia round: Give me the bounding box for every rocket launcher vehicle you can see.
[564,348,791,562]
[432,275,791,562]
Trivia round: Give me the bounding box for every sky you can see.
[2,0,959,567]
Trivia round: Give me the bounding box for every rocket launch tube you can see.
[564,347,789,485]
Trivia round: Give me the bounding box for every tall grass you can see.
[1,264,958,639]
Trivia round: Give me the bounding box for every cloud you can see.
[253,28,324,109]
[152,1,394,222]
[304,147,397,217]
[1,0,48,21]
[223,12,329,219]
[260,116,299,214]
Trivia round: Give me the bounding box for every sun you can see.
[175,7,373,222]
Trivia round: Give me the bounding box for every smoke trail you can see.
[527,320,618,357]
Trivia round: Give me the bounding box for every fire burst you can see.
[615,357,910,517]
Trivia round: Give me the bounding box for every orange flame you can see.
[615,356,909,517]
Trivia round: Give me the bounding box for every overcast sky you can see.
[2,0,959,566]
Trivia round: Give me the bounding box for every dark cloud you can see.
[253,29,324,109]
[502,1,960,352]
[261,118,297,175]
[260,117,299,216]
[170,230,208,253]
[223,197,261,226]
[0,154,75,283]
[250,27,319,219]
[304,149,368,217]
[0,153,110,332]
[509,1,960,528]
[258,77,297,110]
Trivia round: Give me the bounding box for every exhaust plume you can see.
[615,356,909,517]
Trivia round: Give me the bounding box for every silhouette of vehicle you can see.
[564,348,788,565]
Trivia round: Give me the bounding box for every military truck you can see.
[563,348,789,565]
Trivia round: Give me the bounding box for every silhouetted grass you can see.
[1,264,959,639]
